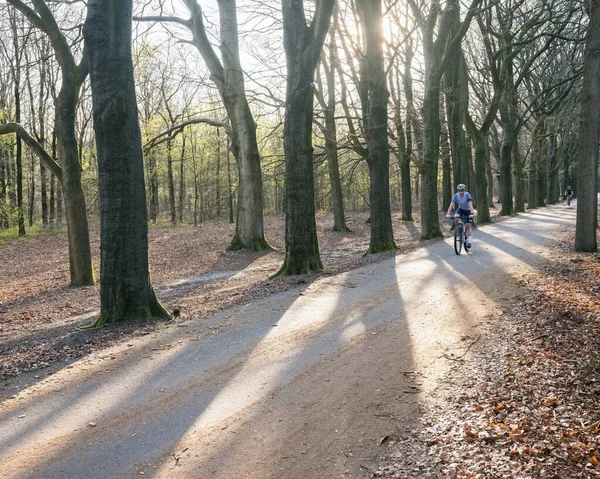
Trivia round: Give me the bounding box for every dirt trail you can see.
[0,205,575,478]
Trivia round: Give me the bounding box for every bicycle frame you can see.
[452,215,470,255]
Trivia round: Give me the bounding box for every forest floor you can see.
[1,205,599,478]
[372,213,600,478]
[0,209,429,385]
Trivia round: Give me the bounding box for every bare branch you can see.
[143,117,230,153]
[0,123,62,179]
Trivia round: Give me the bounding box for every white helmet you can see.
[456,184,466,190]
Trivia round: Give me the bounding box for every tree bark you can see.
[441,106,452,212]
[84,0,170,324]
[408,0,481,239]
[273,0,334,276]
[513,140,526,212]
[179,135,186,223]
[317,32,349,233]
[8,0,95,285]
[361,0,396,253]
[167,140,176,225]
[174,0,269,250]
[9,9,26,237]
[575,0,600,252]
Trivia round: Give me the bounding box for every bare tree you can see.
[6,0,94,286]
[575,0,600,252]
[273,0,334,276]
[136,0,271,251]
[359,0,396,253]
[408,0,481,239]
[83,0,170,324]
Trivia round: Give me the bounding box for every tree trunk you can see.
[274,0,334,276]
[55,94,95,286]
[319,37,349,233]
[84,0,170,324]
[513,140,526,212]
[183,0,269,251]
[28,153,35,227]
[486,152,495,208]
[547,132,559,204]
[147,152,158,223]
[324,96,349,233]
[575,0,600,252]
[499,114,515,215]
[441,108,452,212]
[536,120,547,207]
[40,163,47,225]
[227,134,234,224]
[167,140,176,225]
[11,14,25,236]
[216,128,222,218]
[498,52,516,215]
[0,147,6,229]
[471,128,491,223]
[444,43,469,190]
[8,0,95,285]
[362,0,396,253]
[49,130,56,225]
[179,136,186,223]
[420,81,443,239]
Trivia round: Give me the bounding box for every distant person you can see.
[565,186,573,206]
[446,184,475,248]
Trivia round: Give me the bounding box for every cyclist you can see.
[565,186,573,205]
[446,183,475,248]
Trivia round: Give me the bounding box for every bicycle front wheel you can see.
[454,224,463,255]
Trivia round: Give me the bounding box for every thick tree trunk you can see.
[420,83,443,239]
[363,0,396,253]
[274,0,334,276]
[471,128,491,223]
[444,50,469,190]
[513,141,526,212]
[498,53,516,215]
[84,0,170,324]
[575,0,600,252]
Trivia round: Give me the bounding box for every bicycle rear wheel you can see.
[454,223,463,255]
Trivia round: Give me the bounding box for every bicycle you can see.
[566,194,572,206]
[451,215,473,255]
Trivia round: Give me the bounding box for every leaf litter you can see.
[372,228,600,479]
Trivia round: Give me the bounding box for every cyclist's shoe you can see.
[466,239,472,249]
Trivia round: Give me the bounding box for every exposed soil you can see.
[0,211,431,387]
[3,205,599,479]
